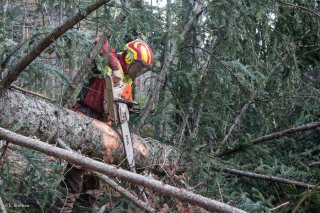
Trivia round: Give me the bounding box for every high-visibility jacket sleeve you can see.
[107,49,119,71]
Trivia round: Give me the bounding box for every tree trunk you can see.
[0,89,178,172]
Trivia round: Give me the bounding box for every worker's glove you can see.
[129,107,141,115]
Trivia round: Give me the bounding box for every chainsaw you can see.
[104,74,138,172]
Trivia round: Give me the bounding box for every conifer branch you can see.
[220,55,288,146]
[136,0,206,134]
[277,0,320,18]
[0,0,112,93]
[292,181,320,213]
[221,90,258,146]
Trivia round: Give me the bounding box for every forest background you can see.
[0,0,319,212]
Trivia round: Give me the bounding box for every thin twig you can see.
[10,85,52,101]
[269,201,290,211]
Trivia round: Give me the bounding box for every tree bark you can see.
[0,127,247,213]
[0,0,111,92]
[0,89,178,171]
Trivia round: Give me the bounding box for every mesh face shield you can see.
[127,61,150,79]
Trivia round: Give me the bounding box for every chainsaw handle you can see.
[114,98,139,107]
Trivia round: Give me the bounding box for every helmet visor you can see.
[128,61,150,79]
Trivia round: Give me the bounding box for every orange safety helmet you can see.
[124,40,154,70]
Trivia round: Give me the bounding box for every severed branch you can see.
[212,167,319,189]
[215,121,320,157]
[57,139,156,213]
[0,127,246,213]
[0,0,111,92]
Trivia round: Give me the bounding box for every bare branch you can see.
[94,172,156,213]
[215,121,320,157]
[212,167,318,189]
[0,127,247,213]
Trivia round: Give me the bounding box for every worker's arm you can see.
[101,46,122,84]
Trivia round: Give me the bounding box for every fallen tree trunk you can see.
[0,0,111,91]
[0,89,178,172]
[0,127,247,213]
